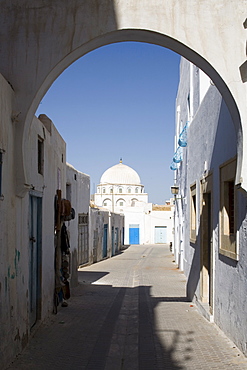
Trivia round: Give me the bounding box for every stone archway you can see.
[0,1,246,195]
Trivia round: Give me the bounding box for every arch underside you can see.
[27,30,243,190]
[3,2,242,195]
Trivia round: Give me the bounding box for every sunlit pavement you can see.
[6,245,247,369]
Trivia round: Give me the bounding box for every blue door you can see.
[29,195,42,328]
[115,227,119,252]
[129,224,140,244]
[103,224,108,258]
[155,226,167,244]
[111,226,115,256]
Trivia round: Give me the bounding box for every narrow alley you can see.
[6,245,247,370]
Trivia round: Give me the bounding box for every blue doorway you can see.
[129,224,140,244]
[155,226,167,244]
[29,194,42,328]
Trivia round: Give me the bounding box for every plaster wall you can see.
[66,163,90,287]
[0,1,246,197]
[109,212,125,254]
[28,115,67,318]
[0,106,67,366]
[145,210,173,245]
[88,208,124,263]
[0,73,19,365]
[175,58,247,355]
[122,204,173,245]
[95,187,148,211]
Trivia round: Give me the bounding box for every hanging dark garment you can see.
[61,223,70,254]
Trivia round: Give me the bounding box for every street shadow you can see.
[77,270,109,284]
[8,271,194,369]
[70,283,191,369]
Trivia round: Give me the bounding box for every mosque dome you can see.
[100,161,141,185]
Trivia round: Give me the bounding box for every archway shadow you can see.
[72,271,193,369]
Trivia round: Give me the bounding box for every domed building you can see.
[94,160,148,211]
[94,160,173,246]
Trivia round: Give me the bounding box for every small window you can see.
[190,184,196,242]
[128,188,131,193]
[110,188,113,193]
[78,213,88,225]
[103,202,107,206]
[135,187,139,193]
[66,183,71,202]
[119,188,123,193]
[103,188,106,193]
[38,137,44,175]
[119,201,123,206]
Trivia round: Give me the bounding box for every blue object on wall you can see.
[173,147,183,163]
[170,161,179,170]
[178,122,188,147]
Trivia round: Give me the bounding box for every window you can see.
[110,187,113,193]
[190,184,196,242]
[38,137,44,175]
[119,188,122,193]
[220,158,238,259]
[135,187,139,193]
[128,188,131,193]
[78,213,88,225]
[103,187,106,193]
[117,199,125,207]
[66,183,71,202]
[103,199,111,207]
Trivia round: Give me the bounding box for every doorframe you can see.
[200,173,214,314]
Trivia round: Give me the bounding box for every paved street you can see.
[6,245,247,369]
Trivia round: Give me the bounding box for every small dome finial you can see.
[120,158,122,163]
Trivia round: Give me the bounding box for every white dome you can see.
[100,162,141,185]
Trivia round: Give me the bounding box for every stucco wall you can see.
[175,58,247,356]
[66,163,90,287]
[0,1,245,198]
[89,208,124,264]
[30,116,67,318]
[145,210,173,245]
[0,73,18,365]
[0,104,67,366]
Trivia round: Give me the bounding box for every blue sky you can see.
[36,42,180,204]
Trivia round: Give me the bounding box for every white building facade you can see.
[66,163,90,285]
[172,58,247,356]
[94,161,173,245]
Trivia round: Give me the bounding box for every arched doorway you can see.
[0,2,244,195]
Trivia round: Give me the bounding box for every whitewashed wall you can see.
[123,204,173,245]
[0,95,67,366]
[66,163,90,287]
[174,58,247,356]
[88,208,124,263]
